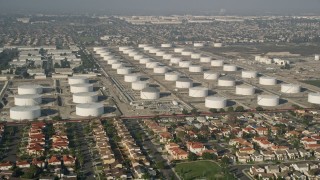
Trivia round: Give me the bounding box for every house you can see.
[235,152,251,163]
[285,131,300,138]
[279,164,290,172]
[169,147,188,160]
[265,165,279,174]
[27,143,45,155]
[186,142,206,155]
[63,155,76,166]
[291,163,309,172]
[32,158,45,168]
[159,132,172,143]
[250,152,264,162]
[286,149,299,159]
[274,150,288,161]
[238,147,255,155]
[250,165,265,176]
[291,171,307,180]
[308,162,318,170]
[257,173,275,180]
[260,150,276,161]
[0,162,12,170]
[48,156,61,166]
[301,137,317,145]
[304,143,320,150]
[270,145,289,151]
[298,149,311,158]
[255,127,269,136]
[16,161,30,168]
[229,138,253,148]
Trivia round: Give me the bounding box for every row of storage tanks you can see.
[68,75,104,117]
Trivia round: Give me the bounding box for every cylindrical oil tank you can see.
[242,71,258,78]
[176,78,193,88]
[179,61,192,68]
[163,54,173,60]
[281,84,301,93]
[73,92,98,104]
[218,77,236,87]
[18,85,43,95]
[257,95,280,107]
[161,44,172,48]
[223,64,238,72]
[191,53,201,59]
[170,57,181,64]
[211,60,224,67]
[174,48,184,53]
[194,43,204,47]
[140,58,152,64]
[10,106,41,120]
[76,103,104,117]
[14,94,42,106]
[117,67,132,75]
[140,87,160,100]
[205,96,227,109]
[112,63,124,69]
[308,93,320,105]
[203,71,220,80]
[165,72,180,81]
[132,81,149,90]
[146,62,159,69]
[259,77,277,85]
[68,76,89,85]
[236,85,255,95]
[189,87,208,97]
[70,83,93,93]
[181,50,192,56]
[189,65,203,73]
[200,56,212,63]
[154,66,168,74]
[124,74,141,82]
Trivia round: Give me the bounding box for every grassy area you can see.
[78,36,96,43]
[175,161,235,180]
[303,80,320,88]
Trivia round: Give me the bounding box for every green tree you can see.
[227,107,234,112]
[182,109,189,115]
[54,63,61,68]
[188,152,198,161]
[256,106,264,111]
[219,108,226,113]
[209,108,217,113]
[235,106,245,112]
[202,152,217,160]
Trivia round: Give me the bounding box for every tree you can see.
[188,152,198,161]
[155,161,165,169]
[256,106,264,111]
[182,109,189,115]
[221,156,230,166]
[219,108,226,113]
[191,109,199,116]
[209,108,217,113]
[202,152,217,160]
[54,63,61,68]
[235,106,245,112]
[227,107,234,112]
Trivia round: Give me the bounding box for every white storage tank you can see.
[205,96,227,109]
[112,63,124,69]
[70,83,93,93]
[218,77,236,87]
[259,77,277,85]
[308,93,320,105]
[140,58,152,64]
[68,76,89,85]
[257,95,280,107]
[176,78,193,88]
[14,94,42,106]
[140,87,160,100]
[194,43,204,47]
[76,103,104,117]
[200,56,212,63]
[191,53,201,59]
[146,62,159,69]
[174,48,184,53]
[73,92,98,104]
[117,67,132,75]
[10,106,41,120]
[242,71,258,78]
[181,50,192,56]
[213,43,223,47]
[154,66,168,74]
[236,85,255,95]
[165,72,180,81]
[189,87,208,97]
[156,51,165,57]
[124,74,141,82]
[18,85,43,95]
[132,81,149,91]
[281,84,301,94]
[189,65,203,73]
[211,60,224,67]
[163,54,173,60]
[203,71,219,80]
[223,64,238,72]
[161,44,172,48]
[179,61,192,68]
[170,57,181,64]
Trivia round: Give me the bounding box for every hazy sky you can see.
[0,0,319,15]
